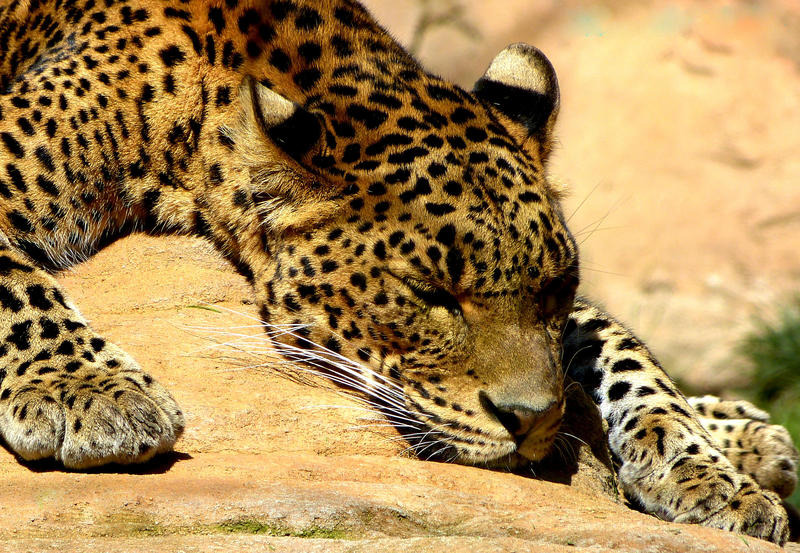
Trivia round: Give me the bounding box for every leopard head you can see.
[224,43,578,466]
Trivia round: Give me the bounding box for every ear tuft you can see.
[243,77,324,164]
[473,44,559,143]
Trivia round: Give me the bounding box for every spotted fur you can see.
[0,0,792,544]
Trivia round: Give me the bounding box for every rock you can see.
[0,235,788,552]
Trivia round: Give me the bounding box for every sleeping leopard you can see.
[0,0,796,544]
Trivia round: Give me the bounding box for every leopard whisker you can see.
[184,306,461,458]
[184,317,419,434]
[347,427,439,442]
[558,431,589,449]
[562,341,601,380]
[405,425,452,457]
[262,332,405,394]
[312,402,432,430]
[551,437,565,463]
[260,359,410,413]
[191,322,409,407]
[275,356,407,405]
[572,195,627,247]
[443,451,461,464]
[193,303,392,370]
[200,345,412,415]
[427,443,452,462]
[566,180,601,224]
[554,434,577,464]
[400,438,444,459]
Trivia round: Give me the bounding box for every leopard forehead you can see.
[268,93,575,291]
[222,3,577,293]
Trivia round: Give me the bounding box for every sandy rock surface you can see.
[0,236,792,552]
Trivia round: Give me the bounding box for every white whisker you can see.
[558,431,589,448]
[180,305,471,461]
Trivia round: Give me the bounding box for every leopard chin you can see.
[417,430,560,469]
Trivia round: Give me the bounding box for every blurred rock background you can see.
[360,0,800,395]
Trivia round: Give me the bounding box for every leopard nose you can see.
[499,401,560,438]
[480,392,561,438]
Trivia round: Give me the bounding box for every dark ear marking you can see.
[265,106,322,162]
[246,77,323,163]
[473,80,555,136]
[231,78,345,233]
[473,43,559,140]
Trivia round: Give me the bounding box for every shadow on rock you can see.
[527,383,619,502]
[9,448,193,475]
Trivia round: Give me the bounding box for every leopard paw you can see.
[679,478,789,545]
[688,395,770,422]
[710,420,799,499]
[0,350,184,469]
[693,397,799,498]
[622,442,790,544]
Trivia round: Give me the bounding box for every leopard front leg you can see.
[0,244,184,468]
[564,297,788,544]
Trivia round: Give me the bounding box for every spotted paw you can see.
[0,346,184,469]
[688,395,770,422]
[712,420,799,498]
[692,396,799,498]
[681,477,789,545]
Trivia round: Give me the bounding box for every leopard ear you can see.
[473,44,559,155]
[230,78,340,232]
[241,77,327,166]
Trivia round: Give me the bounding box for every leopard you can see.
[0,0,795,544]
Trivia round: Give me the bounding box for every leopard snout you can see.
[479,391,564,460]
